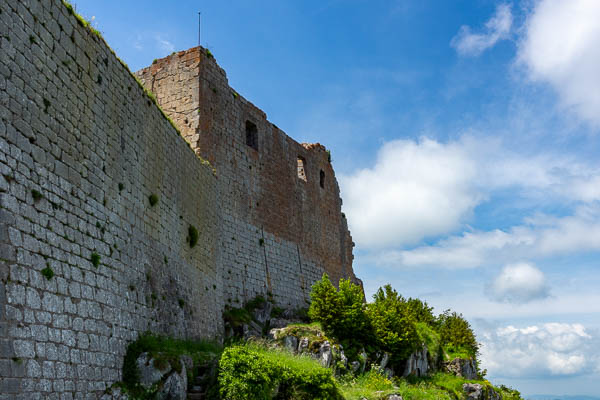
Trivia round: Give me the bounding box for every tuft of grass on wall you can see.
[41,265,54,280]
[148,194,159,207]
[91,252,100,268]
[31,189,43,202]
[187,225,199,248]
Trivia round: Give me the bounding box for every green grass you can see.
[219,343,342,400]
[416,322,441,361]
[339,370,399,400]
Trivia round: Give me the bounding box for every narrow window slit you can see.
[297,156,307,182]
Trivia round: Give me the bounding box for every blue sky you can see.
[71,0,600,396]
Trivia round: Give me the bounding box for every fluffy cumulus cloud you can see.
[518,0,600,125]
[479,323,596,378]
[488,262,549,303]
[342,135,600,255]
[451,3,512,56]
[339,138,480,249]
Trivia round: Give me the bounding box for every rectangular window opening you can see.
[319,170,325,188]
[297,156,307,182]
[245,121,258,151]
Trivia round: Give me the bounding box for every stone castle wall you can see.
[0,0,223,397]
[0,0,358,397]
[136,48,358,309]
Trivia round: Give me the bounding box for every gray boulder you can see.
[386,395,403,400]
[137,352,170,389]
[243,320,264,339]
[158,361,187,400]
[298,337,309,354]
[445,357,478,380]
[463,383,501,400]
[463,383,484,400]
[284,335,299,353]
[135,352,188,400]
[252,301,273,325]
[319,341,333,367]
[403,345,430,377]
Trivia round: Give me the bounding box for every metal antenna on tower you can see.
[198,12,201,47]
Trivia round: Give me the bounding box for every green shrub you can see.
[91,252,100,268]
[405,297,436,326]
[218,343,343,400]
[188,225,199,248]
[436,311,479,359]
[41,266,54,280]
[31,189,43,202]
[366,285,420,366]
[148,194,159,207]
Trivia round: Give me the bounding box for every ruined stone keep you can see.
[0,0,360,397]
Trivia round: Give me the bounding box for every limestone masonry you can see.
[0,0,359,397]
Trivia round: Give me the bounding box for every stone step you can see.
[187,393,204,400]
[189,385,203,392]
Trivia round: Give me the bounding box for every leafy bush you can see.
[218,343,343,400]
[366,285,420,365]
[308,274,372,356]
[405,298,436,326]
[436,311,479,359]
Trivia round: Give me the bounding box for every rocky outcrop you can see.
[269,325,349,373]
[134,352,188,400]
[463,383,501,400]
[444,357,478,380]
[403,345,430,377]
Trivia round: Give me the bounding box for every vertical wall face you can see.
[0,0,222,397]
[137,48,359,309]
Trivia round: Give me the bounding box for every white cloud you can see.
[518,0,600,125]
[451,3,512,56]
[479,323,595,378]
[156,35,175,53]
[488,262,549,303]
[342,135,600,253]
[340,138,480,248]
[380,204,600,269]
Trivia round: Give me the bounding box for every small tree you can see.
[437,310,479,359]
[405,297,436,326]
[308,274,371,356]
[366,285,420,365]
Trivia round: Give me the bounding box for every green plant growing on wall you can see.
[206,49,213,59]
[188,225,199,248]
[41,265,54,280]
[91,252,101,268]
[148,194,159,207]
[118,182,124,192]
[31,189,43,202]
[327,150,332,163]
[178,299,185,308]
[44,98,50,114]
[259,238,265,246]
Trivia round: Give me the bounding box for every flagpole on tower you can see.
[198,12,201,47]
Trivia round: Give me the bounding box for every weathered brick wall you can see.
[137,48,359,309]
[0,0,223,397]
